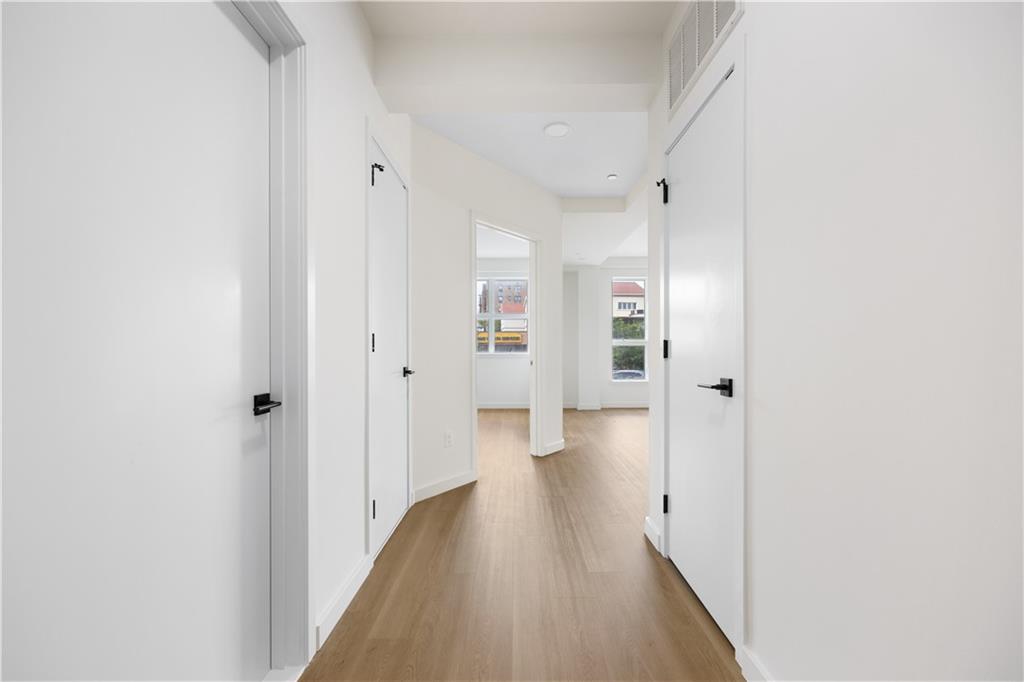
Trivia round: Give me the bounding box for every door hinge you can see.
[371,162,384,186]
[372,499,376,520]
[371,333,375,353]
[656,178,668,204]
[663,494,669,514]
[663,339,670,359]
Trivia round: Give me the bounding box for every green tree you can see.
[613,316,645,340]
[613,346,644,371]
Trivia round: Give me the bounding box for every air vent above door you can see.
[667,0,741,110]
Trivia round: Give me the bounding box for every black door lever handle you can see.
[697,378,733,397]
[403,367,415,377]
[253,393,283,416]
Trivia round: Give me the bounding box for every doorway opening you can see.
[472,223,539,472]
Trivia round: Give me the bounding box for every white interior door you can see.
[3,4,272,679]
[666,63,745,647]
[368,141,410,556]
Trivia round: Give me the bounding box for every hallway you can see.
[303,409,741,681]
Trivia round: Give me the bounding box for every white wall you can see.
[565,260,650,409]
[411,124,564,499]
[650,3,1023,678]
[281,2,411,656]
[374,34,660,113]
[476,257,530,408]
[562,271,580,407]
[575,267,603,410]
[476,356,530,408]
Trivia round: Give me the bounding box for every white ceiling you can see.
[361,2,677,38]
[415,112,647,198]
[477,225,530,259]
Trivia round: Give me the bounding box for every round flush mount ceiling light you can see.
[543,122,571,138]
[607,173,619,181]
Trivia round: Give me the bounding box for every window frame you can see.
[477,275,529,355]
[611,276,648,382]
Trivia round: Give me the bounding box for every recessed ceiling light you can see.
[607,173,619,181]
[543,122,570,138]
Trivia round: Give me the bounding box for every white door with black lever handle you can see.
[3,5,275,676]
[368,140,411,557]
[666,57,745,648]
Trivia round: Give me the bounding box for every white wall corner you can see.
[736,646,772,682]
[643,516,662,554]
[413,470,477,503]
[315,553,374,653]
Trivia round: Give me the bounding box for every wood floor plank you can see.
[301,409,743,681]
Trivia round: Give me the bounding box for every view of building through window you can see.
[612,278,646,380]
[477,278,528,353]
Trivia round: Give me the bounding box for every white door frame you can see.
[231,2,311,669]
[1,6,6,673]
[364,131,413,557]
[470,216,542,471]
[661,34,748,658]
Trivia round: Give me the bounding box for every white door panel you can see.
[666,64,745,647]
[368,142,410,556]
[3,4,271,679]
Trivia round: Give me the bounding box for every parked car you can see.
[612,370,645,381]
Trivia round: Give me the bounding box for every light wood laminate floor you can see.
[302,409,741,681]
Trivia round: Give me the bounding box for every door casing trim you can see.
[231,1,309,670]
[470,216,543,468]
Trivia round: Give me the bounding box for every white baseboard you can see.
[263,666,307,682]
[643,516,662,553]
[315,553,373,651]
[602,401,649,409]
[413,470,477,503]
[477,403,530,409]
[736,646,772,681]
[576,403,601,411]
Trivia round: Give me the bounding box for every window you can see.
[477,277,528,353]
[612,278,646,381]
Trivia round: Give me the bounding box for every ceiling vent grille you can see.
[668,1,740,110]
[668,24,683,107]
